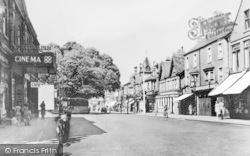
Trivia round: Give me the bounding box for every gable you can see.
[230,0,250,43]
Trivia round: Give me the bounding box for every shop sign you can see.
[188,12,234,40]
[31,82,40,88]
[14,53,54,66]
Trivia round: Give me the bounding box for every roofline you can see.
[184,32,231,56]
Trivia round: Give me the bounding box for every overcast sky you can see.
[26,0,241,85]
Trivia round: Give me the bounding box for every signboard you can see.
[31,82,40,88]
[188,12,234,40]
[14,53,54,66]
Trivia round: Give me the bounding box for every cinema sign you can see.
[14,53,54,66]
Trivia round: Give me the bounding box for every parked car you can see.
[101,107,107,113]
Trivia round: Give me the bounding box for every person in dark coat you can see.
[40,101,46,119]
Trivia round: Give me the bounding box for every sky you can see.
[25,0,242,85]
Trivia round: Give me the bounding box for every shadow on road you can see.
[62,117,106,155]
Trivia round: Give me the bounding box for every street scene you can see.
[0,0,250,155]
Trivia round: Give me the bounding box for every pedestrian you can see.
[40,101,46,119]
[219,100,225,120]
[215,100,220,119]
[59,103,63,114]
[23,104,31,126]
[56,117,65,144]
[188,104,193,115]
[163,104,168,118]
[14,104,22,126]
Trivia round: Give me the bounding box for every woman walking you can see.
[15,104,22,126]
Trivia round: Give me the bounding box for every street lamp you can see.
[140,63,146,115]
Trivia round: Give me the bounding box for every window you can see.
[3,16,6,35]
[191,74,199,87]
[186,56,189,69]
[186,75,190,86]
[245,9,250,30]
[244,40,250,68]
[205,71,214,82]
[18,27,21,47]
[193,53,197,67]
[232,44,240,71]
[218,43,223,59]
[218,68,223,83]
[2,6,7,36]
[207,47,212,63]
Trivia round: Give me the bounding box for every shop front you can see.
[146,92,157,113]
[196,89,216,116]
[10,52,56,117]
[222,70,250,119]
[174,93,194,115]
[0,52,10,118]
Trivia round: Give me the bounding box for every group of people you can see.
[215,100,225,120]
[12,101,46,126]
[13,103,32,126]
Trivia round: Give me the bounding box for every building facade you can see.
[215,0,250,119]
[185,31,231,116]
[0,0,40,118]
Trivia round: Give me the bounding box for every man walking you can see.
[163,104,168,118]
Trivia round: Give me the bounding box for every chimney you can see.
[166,57,171,61]
[181,46,184,52]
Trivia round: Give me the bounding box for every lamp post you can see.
[140,63,146,115]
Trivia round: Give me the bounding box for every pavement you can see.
[141,112,250,126]
[0,111,58,144]
[111,111,250,126]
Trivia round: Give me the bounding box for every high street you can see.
[63,114,250,156]
[0,114,249,155]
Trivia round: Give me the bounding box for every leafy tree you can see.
[39,42,120,99]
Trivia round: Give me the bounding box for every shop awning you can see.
[208,71,246,96]
[174,93,193,101]
[223,71,250,95]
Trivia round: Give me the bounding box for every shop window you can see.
[245,9,250,30]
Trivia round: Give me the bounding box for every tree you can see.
[39,42,120,99]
